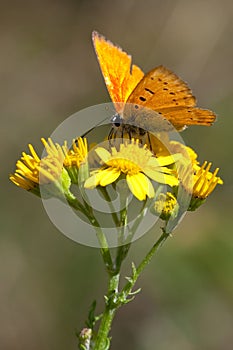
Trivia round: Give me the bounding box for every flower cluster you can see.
[10,137,88,198]
[10,132,223,227]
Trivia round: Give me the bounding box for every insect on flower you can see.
[92,31,216,145]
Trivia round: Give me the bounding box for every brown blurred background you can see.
[1,0,233,349]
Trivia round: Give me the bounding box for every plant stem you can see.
[137,231,168,276]
[94,227,113,273]
[121,230,168,296]
[93,274,120,350]
[115,197,130,272]
[93,229,169,349]
[99,187,120,227]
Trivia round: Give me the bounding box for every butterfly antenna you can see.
[81,116,110,137]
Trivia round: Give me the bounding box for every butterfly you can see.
[92,31,216,139]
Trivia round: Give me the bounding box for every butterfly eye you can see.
[111,113,123,128]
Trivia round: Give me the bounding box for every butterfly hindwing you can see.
[126,66,196,108]
[125,65,216,129]
[158,107,217,130]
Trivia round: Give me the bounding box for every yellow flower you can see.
[10,138,68,195]
[178,158,223,210]
[63,137,88,168]
[169,141,198,165]
[159,141,198,195]
[152,139,223,208]
[155,140,197,165]
[192,161,223,199]
[63,137,89,183]
[84,139,180,201]
[153,192,179,220]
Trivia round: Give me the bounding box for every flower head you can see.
[63,137,89,183]
[178,158,223,210]
[84,139,180,201]
[63,137,88,168]
[10,138,71,197]
[192,161,223,198]
[152,192,179,220]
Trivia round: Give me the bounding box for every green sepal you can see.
[188,196,206,211]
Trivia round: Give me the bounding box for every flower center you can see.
[107,158,141,175]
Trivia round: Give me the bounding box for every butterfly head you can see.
[111,113,123,128]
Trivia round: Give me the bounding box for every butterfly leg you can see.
[146,132,153,152]
[108,127,115,146]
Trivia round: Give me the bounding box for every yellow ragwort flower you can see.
[10,138,67,193]
[63,137,88,168]
[63,137,89,183]
[84,139,180,201]
[169,141,198,165]
[192,161,223,199]
[178,157,223,211]
[157,141,202,195]
[153,192,179,220]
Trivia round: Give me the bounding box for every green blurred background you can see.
[1,0,233,349]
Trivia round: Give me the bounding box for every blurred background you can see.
[1,0,233,349]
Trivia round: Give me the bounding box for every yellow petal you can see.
[95,147,111,163]
[145,176,155,198]
[127,173,154,200]
[148,154,181,167]
[99,168,121,186]
[84,173,101,189]
[28,144,40,162]
[217,177,223,185]
[127,174,145,200]
[148,166,173,174]
[144,169,178,187]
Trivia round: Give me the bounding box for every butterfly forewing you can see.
[92,31,144,111]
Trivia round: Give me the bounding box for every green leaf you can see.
[86,300,97,329]
[129,287,141,296]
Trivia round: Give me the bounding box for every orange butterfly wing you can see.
[126,66,216,130]
[92,31,144,112]
[92,32,216,131]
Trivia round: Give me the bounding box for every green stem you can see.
[99,187,120,228]
[115,200,149,273]
[93,229,169,349]
[136,231,168,277]
[93,197,130,349]
[94,227,113,273]
[122,229,169,296]
[115,198,130,272]
[93,274,120,350]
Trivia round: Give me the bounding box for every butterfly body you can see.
[92,31,216,136]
